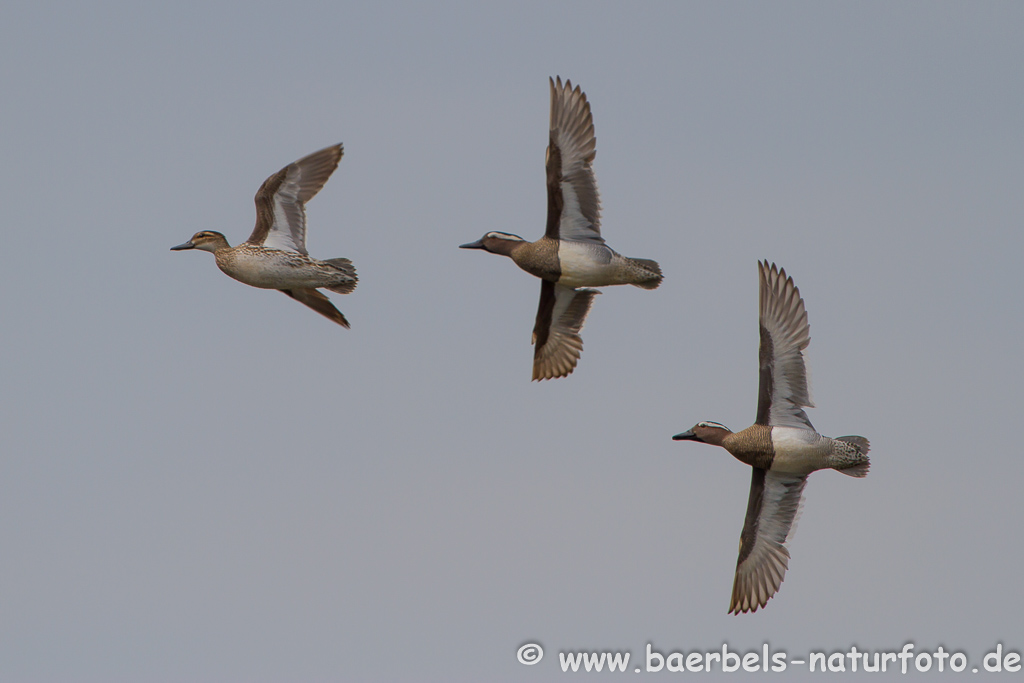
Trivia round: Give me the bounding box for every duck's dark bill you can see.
[672,430,697,441]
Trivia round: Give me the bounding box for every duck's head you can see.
[171,231,230,253]
[673,421,733,446]
[459,231,526,256]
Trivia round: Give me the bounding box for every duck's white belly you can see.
[770,427,828,474]
[219,250,327,290]
[556,241,620,288]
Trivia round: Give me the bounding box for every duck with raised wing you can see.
[672,261,869,615]
[171,144,357,328]
[460,77,662,380]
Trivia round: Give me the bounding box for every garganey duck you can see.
[673,261,870,614]
[172,144,357,328]
[460,77,663,380]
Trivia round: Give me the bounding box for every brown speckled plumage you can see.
[722,424,775,470]
[171,144,357,328]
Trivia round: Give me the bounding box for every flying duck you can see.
[460,77,662,380]
[673,261,870,614]
[172,144,357,328]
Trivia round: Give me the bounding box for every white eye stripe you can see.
[698,421,729,430]
[485,231,525,241]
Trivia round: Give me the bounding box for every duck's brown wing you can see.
[545,77,603,245]
[730,468,807,614]
[280,288,349,329]
[756,261,814,430]
[247,144,343,255]
[531,280,599,380]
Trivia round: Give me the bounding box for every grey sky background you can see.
[1,2,1022,681]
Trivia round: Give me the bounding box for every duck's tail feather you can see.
[834,436,871,477]
[323,257,358,294]
[629,257,663,290]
